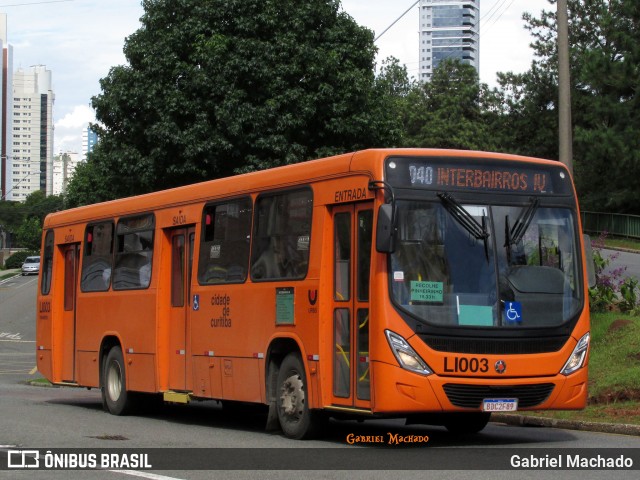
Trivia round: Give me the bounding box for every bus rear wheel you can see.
[102,346,135,415]
[276,353,322,439]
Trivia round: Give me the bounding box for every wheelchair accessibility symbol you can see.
[504,301,522,324]
[193,294,200,311]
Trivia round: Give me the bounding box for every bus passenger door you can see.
[168,226,195,391]
[61,243,80,382]
[331,202,373,411]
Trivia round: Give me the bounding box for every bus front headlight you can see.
[561,332,590,376]
[385,330,433,376]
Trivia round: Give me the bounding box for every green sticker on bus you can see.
[410,281,443,303]
[276,287,295,325]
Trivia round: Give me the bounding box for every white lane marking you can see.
[110,471,187,480]
[0,275,19,285]
[16,277,38,289]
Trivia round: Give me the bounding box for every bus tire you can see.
[276,353,321,439]
[443,412,491,434]
[101,346,135,415]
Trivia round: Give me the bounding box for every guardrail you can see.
[581,211,640,239]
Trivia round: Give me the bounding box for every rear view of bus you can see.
[368,154,590,433]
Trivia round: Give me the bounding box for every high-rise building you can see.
[53,151,82,196]
[0,13,14,201]
[418,0,480,82]
[82,124,98,160]
[9,65,54,201]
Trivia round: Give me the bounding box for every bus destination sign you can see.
[386,157,566,195]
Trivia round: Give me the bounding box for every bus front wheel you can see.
[102,346,135,415]
[276,353,322,439]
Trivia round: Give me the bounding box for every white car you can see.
[21,256,40,275]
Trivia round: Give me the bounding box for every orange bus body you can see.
[36,149,590,438]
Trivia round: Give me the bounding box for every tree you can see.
[64,156,114,208]
[510,0,640,213]
[401,60,500,151]
[15,216,42,251]
[22,190,64,224]
[0,200,24,233]
[571,0,640,212]
[373,57,414,147]
[494,64,559,160]
[73,0,398,204]
[0,191,64,249]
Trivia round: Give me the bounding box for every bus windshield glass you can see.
[389,198,582,329]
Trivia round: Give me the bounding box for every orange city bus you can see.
[36,149,591,439]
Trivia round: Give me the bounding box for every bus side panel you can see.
[75,350,99,387]
[192,356,222,398]
[75,290,158,392]
[35,297,53,381]
[36,350,53,381]
[190,282,319,405]
[126,353,157,392]
[220,357,261,403]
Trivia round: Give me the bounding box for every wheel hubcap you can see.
[280,373,304,420]
[107,362,122,401]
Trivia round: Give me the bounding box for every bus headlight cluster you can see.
[561,332,590,376]
[385,330,432,376]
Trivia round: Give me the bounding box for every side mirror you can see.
[583,234,596,288]
[376,204,396,253]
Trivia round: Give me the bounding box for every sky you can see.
[2,0,552,154]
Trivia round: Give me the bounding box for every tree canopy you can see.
[63,0,640,215]
[400,60,501,151]
[0,191,64,249]
[68,0,398,206]
[501,0,640,213]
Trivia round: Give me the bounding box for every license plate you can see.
[482,398,518,412]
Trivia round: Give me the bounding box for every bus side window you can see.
[41,230,55,295]
[250,189,312,281]
[81,221,114,292]
[198,197,253,284]
[113,214,155,290]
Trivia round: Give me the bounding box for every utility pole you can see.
[557,0,573,174]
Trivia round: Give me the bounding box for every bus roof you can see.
[44,148,565,228]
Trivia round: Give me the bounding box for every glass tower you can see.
[418,0,479,81]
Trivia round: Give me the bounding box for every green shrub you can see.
[5,251,39,269]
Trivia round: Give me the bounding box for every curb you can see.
[0,271,20,284]
[603,246,640,254]
[492,413,640,436]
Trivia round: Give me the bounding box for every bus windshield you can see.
[389,198,582,329]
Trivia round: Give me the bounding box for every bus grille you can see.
[443,383,555,409]
[419,335,568,354]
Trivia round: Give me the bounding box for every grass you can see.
[0,271,18,281]
[522,312,640,425]
[604,236,640,251]
[28,377,52,387]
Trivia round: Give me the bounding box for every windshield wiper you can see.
[504,197,539,264]
[505,197,539,247]
[437,192,490,260]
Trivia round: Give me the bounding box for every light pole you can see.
[557,0,573,174]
